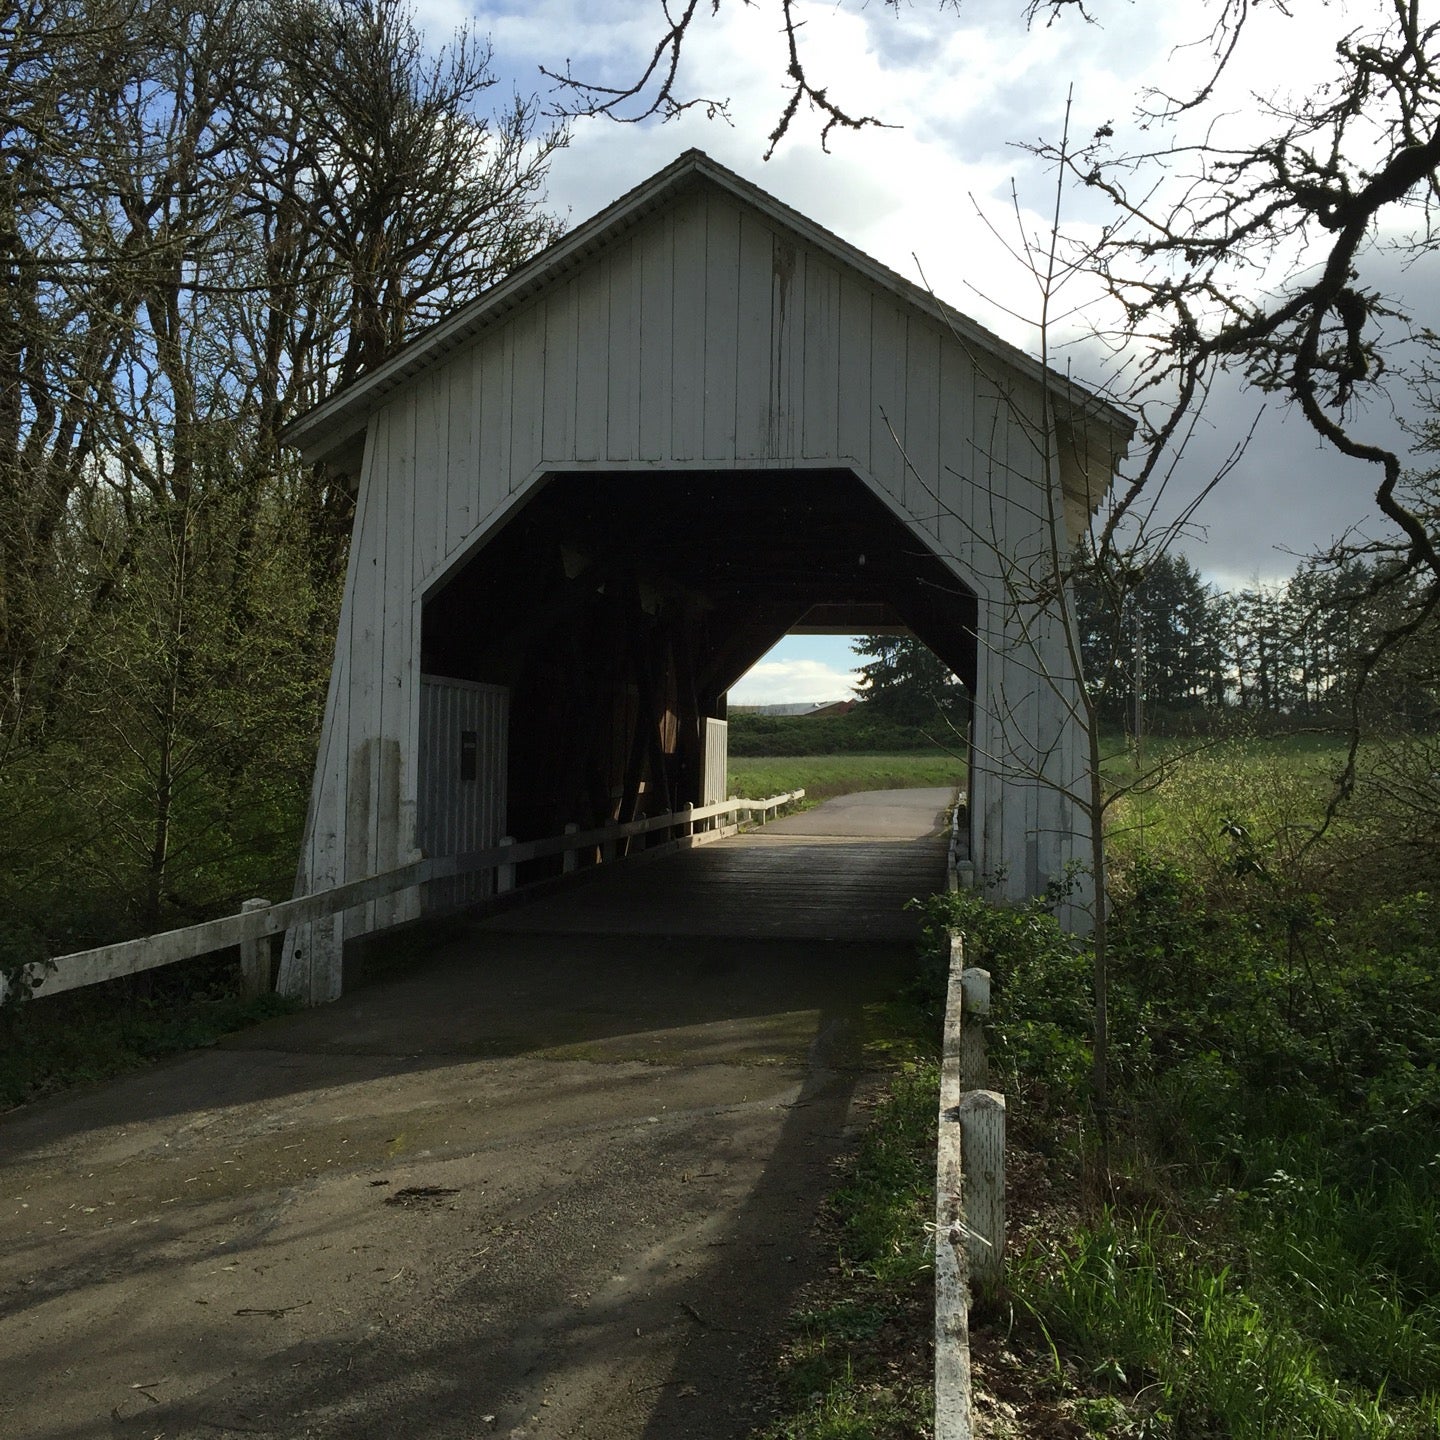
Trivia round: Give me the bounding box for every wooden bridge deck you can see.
[484,787,953,943]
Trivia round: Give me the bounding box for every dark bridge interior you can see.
[421,468,978,840]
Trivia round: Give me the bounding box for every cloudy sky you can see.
[413,0,1431,702]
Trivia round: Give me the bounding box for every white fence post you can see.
[959,967,991,1091]
[239,898,272,999]
[958,1090,1007,1298]
[497,837,517,894]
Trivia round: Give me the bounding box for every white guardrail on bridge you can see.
[0,791,804,1007]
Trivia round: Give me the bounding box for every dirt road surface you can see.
[1,789,952,1440]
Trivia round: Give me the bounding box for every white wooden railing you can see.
[1,790,804,1006]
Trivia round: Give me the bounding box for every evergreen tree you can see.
[851,635,967,729]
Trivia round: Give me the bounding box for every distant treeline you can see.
[727,711,958,756]
[1074,550,1440,734]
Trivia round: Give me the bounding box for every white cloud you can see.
[730,658,863,706]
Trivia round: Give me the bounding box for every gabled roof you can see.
[284,148,1134,469]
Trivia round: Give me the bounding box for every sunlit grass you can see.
[1015,1210,1440,1440]
[730,752,964,804]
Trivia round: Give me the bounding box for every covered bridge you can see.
[277,150,1131,1003]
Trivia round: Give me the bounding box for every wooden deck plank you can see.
[480,831,946,942]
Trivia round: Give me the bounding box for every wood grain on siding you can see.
[734,209,773,459]
[702,194,741,463]
[670,194,706,462]
[574,260,609,463]
[639,212,675,463]
[802,258,841,461]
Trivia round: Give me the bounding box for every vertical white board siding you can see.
[418,677,508,910]
[904,321,943,540]
[771,233,804,459]
[703,717,729,806]
[670,196,707,461]
[573,260,609,463]
[607,236,642,462]
[341,408,389,941]
[869,299,907,502]
[413,371,449,589]
[542,280,579,464]
[802,258,841,461]
[638,214,676,462]
[444,348,479,572]
[734,209,774,458]
[374,399,419,932]
[509,301,546,484]
[478,322,513,502]
[937,338,979,584]
[836,274,872,470]
[702,193,741,462]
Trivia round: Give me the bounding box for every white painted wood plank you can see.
[639,213,675,462]
[341,411,390,946]
[479,325,513,503]
[607,236,642,462]
[905,319,943,542]
[702,193,740,463]
[444,347,479,566]
[772,232,803,460]
[937,337,978,579]
[802,257,840,460]
[836,274,872,469]
[375,399,417,928]
[734,209,773,459]
[573,260,609,463]
[542,282,578,463]
[509,300,545,484]
[869,297,907,501]
[670,193,706,461]
[413,370,448,590]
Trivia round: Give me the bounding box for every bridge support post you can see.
[498,837,517,894]
[959,1090,1006,1299]
[240,898,273,999]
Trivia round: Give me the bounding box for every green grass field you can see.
[728,750,966,804]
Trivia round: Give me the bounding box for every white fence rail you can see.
[2,791,804,1007]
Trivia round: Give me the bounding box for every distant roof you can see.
[284,148,1134,468]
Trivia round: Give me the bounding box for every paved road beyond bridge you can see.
[0,789,952,1440]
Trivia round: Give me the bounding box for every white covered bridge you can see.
[277,150,1131,1004]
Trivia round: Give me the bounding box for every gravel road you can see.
[0,791,950,1439]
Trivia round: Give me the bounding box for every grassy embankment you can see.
[950,732,1440,1439]
[755,731,1440,1439]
